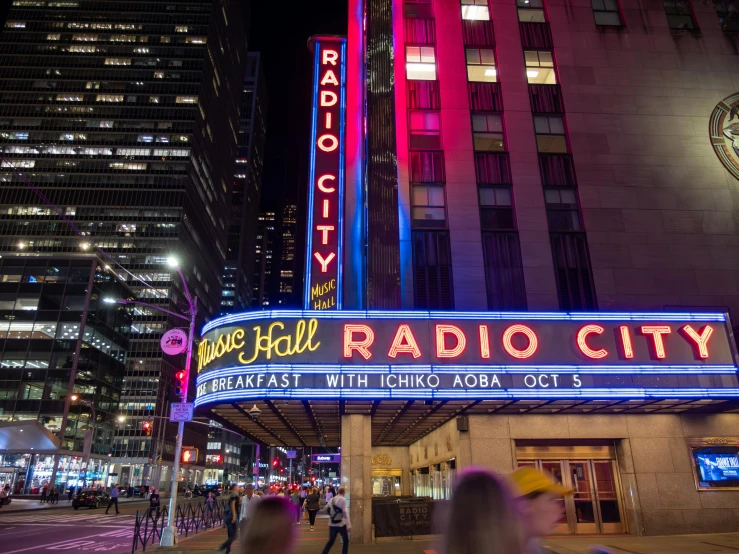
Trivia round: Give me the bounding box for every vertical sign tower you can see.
[304,36,347,310]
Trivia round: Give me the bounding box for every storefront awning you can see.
[0,420,60,453]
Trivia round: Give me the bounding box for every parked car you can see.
[203,484,223,497]
[72,489,108,510]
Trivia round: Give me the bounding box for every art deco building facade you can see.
[0,0,248,489]
[222,52,267,312]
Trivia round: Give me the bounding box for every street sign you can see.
[161,329,188,355]
[181,447,198,464]
[169,402,194,422]
[286,450,297,459]
[329,472,336,477]
[312,453,341,463]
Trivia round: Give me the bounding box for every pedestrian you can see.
[321,487,351,554]
[40,483,48,503]
[239,497,295,554]
[305,487,320,531]
[325,486,334,506]
[290,487,301,524]
[439,468,524,554]
[218,483,241,554]
[205,491,215,526]
[49,485,58,504]
[239,484,260,534]
[509,467,572,554]
[149,488,161,520]
[105,484,120,515]
[67,484,74,502]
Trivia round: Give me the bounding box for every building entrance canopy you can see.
[195,310,739,446]
[0,421,60,453]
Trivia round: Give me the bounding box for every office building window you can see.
[592,0,623,26]
[524,50,556,84]
[410,151,446,183]
[462,0,490,20]
[409,110,441,149]
[517,0,546,22]
[550,233,596,310]
[664,0,698,29]
[472,113,505,152]
[413,231,454,309]
[404,0,433,18]
[544,188,581,231]
[482,233,527,310]
[406,46,437,80]
[104,58,131,65]
[713,0,739,32]
[412,185,446,228]
[466,48,497,82]
[479,186,515,230]
[534,115,568,153]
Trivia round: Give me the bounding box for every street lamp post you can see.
[104,257,196,548]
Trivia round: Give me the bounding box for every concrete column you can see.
[341,414,372,544]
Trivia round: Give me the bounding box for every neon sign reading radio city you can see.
[304,37,347,311]
[194,311,739,403]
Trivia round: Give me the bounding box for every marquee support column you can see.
[340,414,372,544]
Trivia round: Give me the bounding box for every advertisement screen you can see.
[692,447,739,489]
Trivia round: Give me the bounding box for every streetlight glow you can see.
[70,394,78,401]
[117,415,126,422]
[102,297,117,304]
[80,242,90,250]
[167,256,179,268]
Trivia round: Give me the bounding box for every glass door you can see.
[541,460,570,535]
[592,460,625,534]
[566,461,598,534]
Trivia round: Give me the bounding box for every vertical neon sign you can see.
[305,36,347,310]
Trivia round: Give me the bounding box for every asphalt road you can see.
[0,500,147,554]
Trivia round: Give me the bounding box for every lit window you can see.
[186,36,207,44]
[116,148,150,156]
[1,160,35,168]
[175,96,198,104]
[664,0,698,29]
[409,110,441,149]
[545,188,581,231]
[105,58,131,65]
[133,47,150,53]
[406,46,436,80]
[72,34,98,41]
[47,34,61,41]
[69,45,97,53]
[160,36,171,43]
[517,0,546,22]
[534,115,568,153]
[412,185,446,227]
[154,72,164,79]
[466,48,497,82]
[109,162,147,170]
[472,113,505,151]
[55,94,83,102]
[404,0,433,17]
[592,0,623,25]
[462,0,490,20]
[175,26,188,32]
[110,35,136,42]
[49,2,79,6]
[479,187,515,230]
[85,81,100,89]
[524,51,556,84]
[96,94,124,102]
[6,22,27,29]
[149,96,159,103]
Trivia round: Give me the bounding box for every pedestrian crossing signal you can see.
[181,447,198,464]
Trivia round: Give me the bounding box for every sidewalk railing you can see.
[131,498,225,552]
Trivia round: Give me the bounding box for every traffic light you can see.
[142,421,152,435]
[174,370,187,399]
[181,447,198,464]
[272,458,279,467]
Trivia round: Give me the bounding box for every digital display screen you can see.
[692,447,739,489]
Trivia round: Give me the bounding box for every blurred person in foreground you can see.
[509,467,571,554]
[239,496,296,554]
[322,487,351,554]
[440,469,525,554]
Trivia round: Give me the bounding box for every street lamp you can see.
[70,395,96,488]
[105,255,196,547]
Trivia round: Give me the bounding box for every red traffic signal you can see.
[272,458,279,467]
[181,447,198,464]
[175,370,187,399]
[142,421,152,435]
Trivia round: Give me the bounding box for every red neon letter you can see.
[320,90,337,107]
[317,134,338,152]
[479,325,490,359]
[502,324,538,359]
[316,225,335,245]
[322,199,329,218]
[641,325,671,359]
[681,324,714,359]
[576,324,608,359]
[344,324,374,360]
[317,174,336,193]
[322,49,338,66]
[314,252,335,273]
[435,325,467,359]
[620,326,634,359]
[320,69,339,86]
[388,324,422,359]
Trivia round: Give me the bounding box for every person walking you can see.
[105,485,120,515]
[321,487,351,554]
[239,496,295,554]
[67,484,74,502]
[218,483,241,554]
[49,485,58,504]
[149,488,161,520]
[324,486,334,506]
[290,488,301,524]
[204,491,216,527]
[239,484,260,534]
[40,483,48,503]
[509,467,572,554]
[305,487,320,531]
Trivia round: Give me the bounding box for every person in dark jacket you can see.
[305,487,320,531]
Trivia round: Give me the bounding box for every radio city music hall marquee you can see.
[304,36,347,311]
[194,311,739,406]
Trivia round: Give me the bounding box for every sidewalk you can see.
[146,516,739,554]
[0,494,169,514]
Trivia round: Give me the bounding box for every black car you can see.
[72,489,108,510]
[203,484,223,497]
